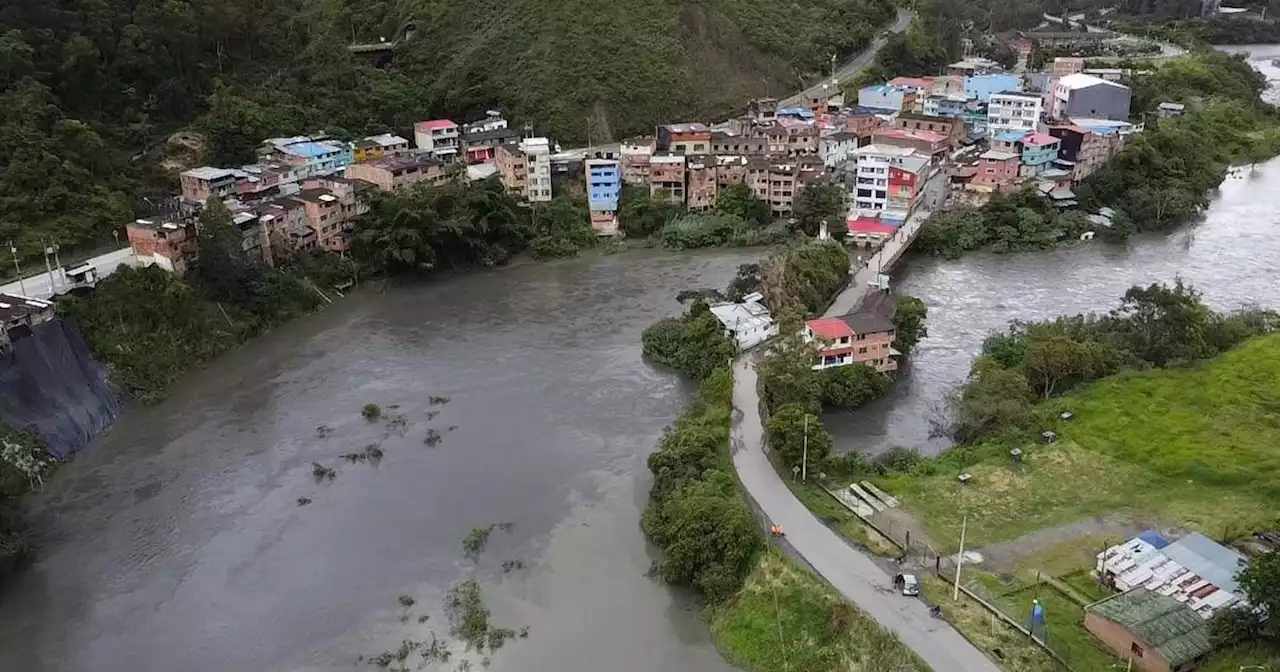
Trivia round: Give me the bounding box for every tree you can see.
[1111,279,1214,366]
[817,364,890,409]
[950,357,1033,441]
[767,403,834,474]
[891,294,928,356]
[757,314,823,413]
[641,300,735,381]
[714,183,770,225]
[1211,551,1280,645]
[791,184,848,237]
[620,185,679,238]
[193,197,257,306]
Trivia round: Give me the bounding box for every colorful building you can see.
[964,74,1022,103]
[923,92,971,118]
[585,157,622,235]
[872,128,949,159]
[1019,132,1061,175]
[657,123,712,154]
[686,156,719,212]
[987,91,1043,136]
[127,218,199,274]
[414,120,461,163]
[802,310,898,373]
[649,153,688,205]
[180,167,238,204]
[850,144,919,216]
[858,84,914,113]
[259,136,354,175]
[1050,74,1132,122]
[972,149,1021,190]
[343,154,448,192]
[353,133,411,163]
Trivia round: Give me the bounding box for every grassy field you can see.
[918,574,1059,672]
[710,548,926,672]
[1202,642,1280,671]
[875,335,1280,550]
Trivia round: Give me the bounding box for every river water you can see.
[0,249,763,672]
[827,46,1280,456]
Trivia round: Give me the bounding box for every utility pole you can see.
[802,414,809,482]
[953,514,968,600]
[41,237,54,294]
[8,241,26,296]
[52,241,64,288]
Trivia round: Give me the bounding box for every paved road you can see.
[0,247,135,300]
[781,8,915,107]
[730,358,999,672]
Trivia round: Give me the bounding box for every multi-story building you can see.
[886,155,931,217]
[780,120,820,155]
[802,311,898,373]
[888,77,935,111]
[344,154,448,192]
[520,137,552,202]
[1050,74,1132,122]
[249,197,314,258]
[1046,121,1131,181]
[294,177,372,253]
[414,120,461,163]
[650,153,687,205]
[712,131,769,156]
[715,155,749,188]
[892,113,965,148]
[259,136,354,175]
[1053,57,1085,76]
[858,84,913,112]
[620,139,655,185]
[353,133,411,163]
[923,92,971,119]
[819,132,862,168]
[585,157,622,235]
[180,167,239,204]
[657,123,712,154]
[686,156,718,212]
[127,218,199,274]
[850,144,915,215]
[987,91,1043,136]
[462,114,518,165]
[494,142,528,196]
[971,149,1022,190]
[843,105,891,138]
[1018,133,1062,176]
[964,74,1022,103]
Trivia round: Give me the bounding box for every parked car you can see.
[894,573,919,596]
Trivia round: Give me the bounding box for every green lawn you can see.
[1202,642,1280,671]
[918,575,1058,672]
[875,335,1280,550]
[787,480,901,558]
[710,548,926,672]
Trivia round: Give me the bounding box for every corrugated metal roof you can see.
[1161,533,1247,596]
[1088,588,1213,666]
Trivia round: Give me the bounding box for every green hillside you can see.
[0,0,893,265]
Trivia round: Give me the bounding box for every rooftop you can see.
[710,301,774,335]
[1087,588,1213,667]
[844,105,898,117]
[184,166,237,181]
[846,216,897,236]
[980,149,1019,161]
[889,76,935,89]
[994,130,1029,143]
[852,143,919,157]
[0,293,54,324]
[663,122,711,134]
[840,311,896,335]
[417,119,458,131]
[1021,132,1060,146]
[777,107,815,119]
[807,317,855,340]
[1058,73,1129,91]
[282,141,347,158]
[363,154,444,172]
[1159,102,1187,111]
[365,133,409,147]
[875,128,949,144]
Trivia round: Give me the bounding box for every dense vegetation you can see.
[60,202,350,402]
[0,0,897,270]
[642,300,739,381]
[950,280,1280,443]
[0,424,48,576]
[918,50,1280,258]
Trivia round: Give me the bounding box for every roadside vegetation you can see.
[869,282,1280,551]
[642,241,927,670]
[0,424,52,576]
[917,50,1280,258]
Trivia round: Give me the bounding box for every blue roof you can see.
[285,141,341,158]
[778,107,815,118]
[1138,530,1171,550]
[861,84,900,94]
[995,130,1028,143]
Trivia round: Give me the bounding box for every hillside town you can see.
[116,34,1146,276]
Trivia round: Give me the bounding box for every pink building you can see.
[802,312,898,373]
[972,149,1022,190]
[872,128,949,158]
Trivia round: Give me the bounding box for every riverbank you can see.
[916,49,1280,260]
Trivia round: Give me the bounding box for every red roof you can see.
[806,317,855,340]
[1022,132,1060,146]
[890,77,935,89]
[417,119,457,131]
[846,216,897,236]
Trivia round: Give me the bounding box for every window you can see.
[858,347,868,354]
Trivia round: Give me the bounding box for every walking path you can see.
[729,185,1000,669]
[1,247,135,300]
[730,358,1000,672]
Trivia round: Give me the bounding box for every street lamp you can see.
[8,241,25,296]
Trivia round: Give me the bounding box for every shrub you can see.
[362,403,382,420]
[817,364,890,410]
[767,404,834,475]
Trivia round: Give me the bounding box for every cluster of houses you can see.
[0,293,55,354]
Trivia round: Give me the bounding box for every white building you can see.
[819,132,861,168]
[1050,73,1132,122]
[986,92,1043,136]
[849,144,919,216]
[709,293,777,351]
[519,137,552,203]
[414,120,461,163]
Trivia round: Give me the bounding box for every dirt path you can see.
[971,514,1166,573]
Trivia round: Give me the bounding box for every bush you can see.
[362,403,382,420]
[767,404,834,475]
[660,213,744,249]
[641,300,736,381]
[817,364,890,410]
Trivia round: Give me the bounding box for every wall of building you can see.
[1082,614,1172,672]
[1064,85,1132,122]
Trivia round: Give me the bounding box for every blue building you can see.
[586,158,622,235]
[1019,132,1062,174]
[858,84,910,112]
[965,74,1022,104]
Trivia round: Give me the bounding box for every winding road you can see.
[729,196,1000,671]
[780,8,916,107]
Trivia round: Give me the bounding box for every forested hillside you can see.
[0,0,894,266]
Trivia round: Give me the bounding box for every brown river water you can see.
[3,46,1280,672]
